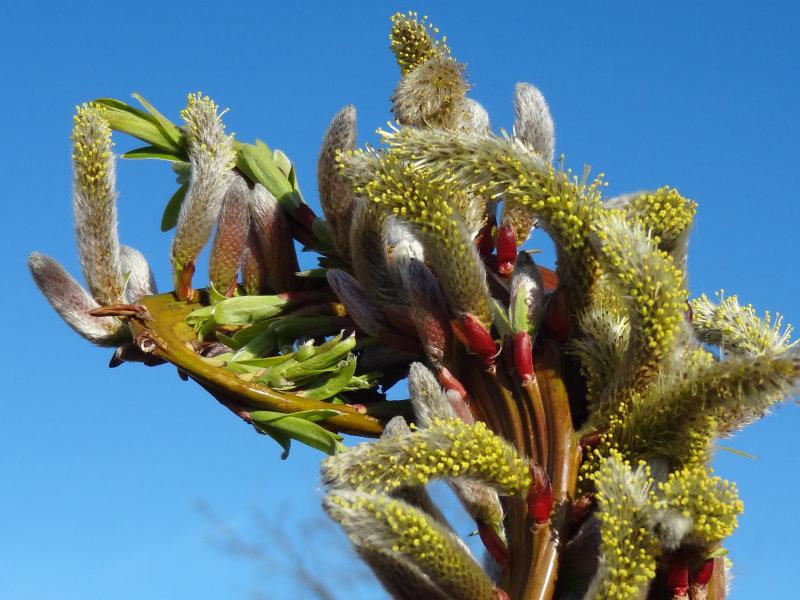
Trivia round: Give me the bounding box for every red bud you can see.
[691,558,714,586]
[437,367,467,399]
[667,555,689,597]
[513,331,534,381]
[528,464,553,524]
[452,313,498,367]
[496,224,516,277]
[477,520,509,568]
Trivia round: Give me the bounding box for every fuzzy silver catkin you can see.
[326,269,384,337]
[29,252,127,346]
[249,183,300,292]
[209,174,250,295]
[318,106,357,257]
[513,82,555,163]
[171,94,235,295]
[120,245,157,303]
[348,199,400,307]
[391,55,470,130]
[463,98,490,133]
[395,257,452,366]
[71,104,124,306]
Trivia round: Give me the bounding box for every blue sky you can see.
[3,1,799,598]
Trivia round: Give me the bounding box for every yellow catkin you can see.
[324,491,495,599]
[587,450,659,600]
[341,150,491,325]
[615,187,697,253]
[389,12,449,75]
[656,463,743,547]
[322,418,531,496]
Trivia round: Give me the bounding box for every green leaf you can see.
[94,98,184,153]
[272,148,292,178]
[297,356,358,400]
[132,92,183,151]
[123,146,184,162]
[250,409,344,456]
[490,297,512,339]
[236,142,296,209]
[312,218,336,253]
[161,184,188,232]
[172,161,191,184]
[212,295,288,325]
[280,333,356,380]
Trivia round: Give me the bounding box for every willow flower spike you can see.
[321,417,531,497]
[323,490,505,600]
[31,10,800,600]
[71,103,124,306]
[171,93,235,300]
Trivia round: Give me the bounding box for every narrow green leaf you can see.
[272,148,292,178]
[490,297,513,339]
[132,92,183,151]
[297,357,358,400]
[161,184,188,232]
[280,333,356,380]
[236,142,294,202]
[94,98,183,153]
[123,146,184,162]
[250,409,343,456]
[212,295,288,325]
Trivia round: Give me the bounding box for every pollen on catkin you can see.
[321,418,531,497]
[72,103,124,305]
[324,490,496,600]
[171,93,235,295]
[339,150,492,326]
[655,463,743,547]
[590,213,687,407]
[585,450,659,600]
[381,127,605,312]
[389,11,449,75]
[690,291,797,357]
[608,187,696,257]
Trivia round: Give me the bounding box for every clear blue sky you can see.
[3,1,799,598]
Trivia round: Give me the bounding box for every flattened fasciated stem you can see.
[127,291,385,437]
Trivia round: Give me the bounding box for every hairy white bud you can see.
[120,245,157,302]
[513,82,555,162]
[29,252,127,346]
[318,105,357,256]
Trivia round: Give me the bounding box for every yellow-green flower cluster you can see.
[321,417,531,496]
[179,93,236,164]
[324,491,496,600]
[72,103,124,305]
[691,291,797,357]
[586,451,659,600]
[613,187,696,255]
[382,127,605,310]
[655,464,743,547]
[389,12,449,75]
[613,349,799,462]
[340,150,491,325]
[591,213,687,405]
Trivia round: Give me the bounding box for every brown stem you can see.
[523,338,581,600]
